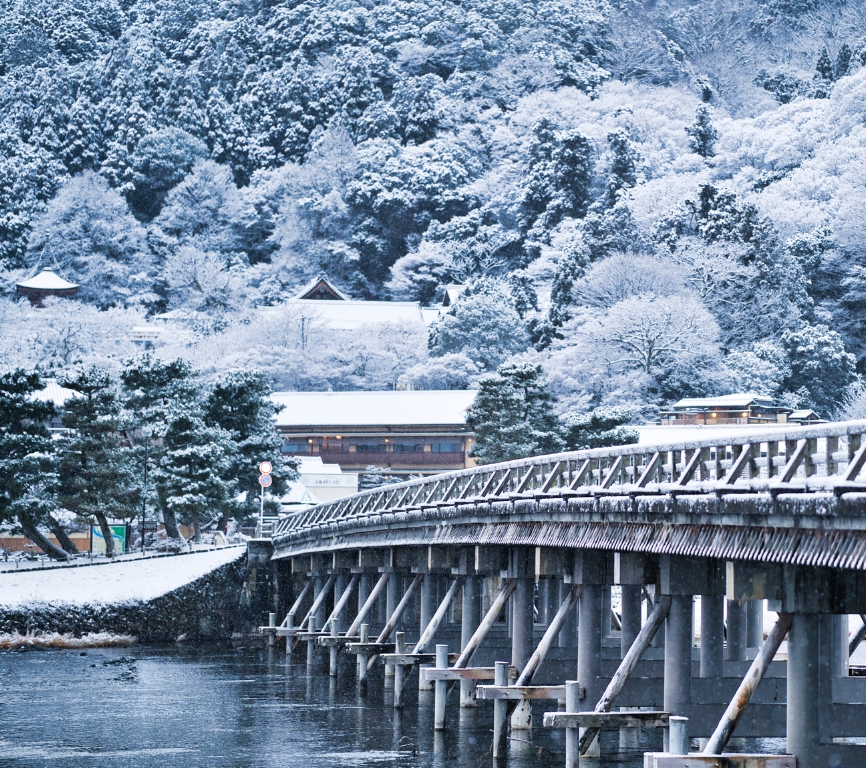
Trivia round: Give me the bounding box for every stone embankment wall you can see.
[0,557,251,642]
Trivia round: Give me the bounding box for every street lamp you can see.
[141,426,153,555]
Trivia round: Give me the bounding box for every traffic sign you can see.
[259,461,273,475]
[259,474,272,488]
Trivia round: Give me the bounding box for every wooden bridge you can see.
[255,420,866,768]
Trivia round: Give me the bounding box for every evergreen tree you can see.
[550,130,594,221]
[204,370,299,523]
[835,44,852,80]
[815,46,834,81]
[604,128,637,208]
[781,324,857,416]
[685,104,718,158]
[157,407,236,542]
[466,362,564,464]
[508,270,539,320]
[562,407,639,451]
[57,366,138,558]
[0,370,68,560]
[519,118,558,233]
[534,239,590,348]
[121,353,200,541]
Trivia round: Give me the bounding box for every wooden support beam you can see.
[545,711,670,729]
[476,684,570,701]
[322,573,358,632]
[283,578,313,629]
[515,583,582,687]
[636,452,662,487]
[367,573,425,671]
[578,593,672,755]
[380,652,460,665]
[345,571,389,637]
[413,576,463,654]
[453,578,518,669]
[298,573,336,632]
[345,642,396,655]
[702,612,793,755]
[423,666,517,681]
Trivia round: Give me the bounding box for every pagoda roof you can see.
[294,275,350,301]
[16,270,79,291]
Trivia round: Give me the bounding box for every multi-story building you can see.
[272,390,478,475]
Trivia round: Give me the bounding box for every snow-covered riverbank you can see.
[0,546,246,607]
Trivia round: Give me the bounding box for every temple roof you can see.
[16,269,79,291]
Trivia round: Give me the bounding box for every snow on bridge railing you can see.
[273,420,866,538]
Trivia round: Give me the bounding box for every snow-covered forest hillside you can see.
[2,0,866,419]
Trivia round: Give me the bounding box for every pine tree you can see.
[0,370,68,560]
[562,408,639,450]
[835,44,852,80]
[204,370,299,523]
[535,239,590,347]
[815,47,834,81]
[57,366,138,558]
[519,118,558,233]
[604,128,637,208]
[466,362,564,464]
[781,324,857,416]
[121,354,200,541]
[157,407,236,542]
[550,130,594,220]
[686,105,718,158]
[508,271,539,320]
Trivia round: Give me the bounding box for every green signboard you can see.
[90,525,127,555]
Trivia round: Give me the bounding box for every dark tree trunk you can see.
[18,516,69,560]
[48,517,79,554]
[93,511,116,557]
[161,505,184,542]
[190,511,201,543]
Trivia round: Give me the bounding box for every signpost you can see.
[258,461,273,536]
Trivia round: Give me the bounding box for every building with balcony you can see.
[271,390,478,475]
[660,394,795,426]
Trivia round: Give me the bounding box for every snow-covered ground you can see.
[0,546,246,607]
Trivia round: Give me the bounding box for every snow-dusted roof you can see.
[281,481,321,506]
[272,390,478,428]
[789,410,821,420]
[635,424,790,445]
[294,275,351,301]
[671,394,776,409]
[298,456,347,475]
[284,298,431,329]
[443,284,467,307]
[31,380,81,408]
[15,270,78,291]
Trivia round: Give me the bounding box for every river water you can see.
[0,644,668,767]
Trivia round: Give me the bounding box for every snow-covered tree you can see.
[466,362,564,464]
[57,365,138,557]
[0,370,67,559]
[685,105,718,158]
[429,283,529,370]
[562,407,639,451]
[24,172,150,307]
[204,369,299,521]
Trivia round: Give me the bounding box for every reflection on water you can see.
[0,645,661,767]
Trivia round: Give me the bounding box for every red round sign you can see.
[259,474,272,488]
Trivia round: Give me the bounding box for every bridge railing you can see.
[274,420,866,538]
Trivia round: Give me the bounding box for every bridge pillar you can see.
[726,599,747,661]
[787,613,821,768]
[700,594,724,679]
[385,572,399,678]
[746,599,764,650]
[334,572,347,635]
[664,595,693,720]
[558,579,577,651]
[660,555,696,743]
[510,547,534,729]
[460,574,481,708]
[620,585,641,658]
